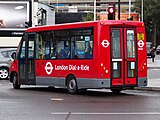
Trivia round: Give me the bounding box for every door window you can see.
[128,62,136,78]
[27,35,35,80]
[113,61,121,78]
[28,41,34,58]
[126,30,135,58]
[111,30,121,78]
[126,30,136,78]
[19,40,26,80]
[20,41,26,59]
[111,30,121,58]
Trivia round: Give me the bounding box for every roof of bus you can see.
[26,20,144,33]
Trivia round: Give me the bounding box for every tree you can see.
[82,13,94,21]
[82,13,100,21]
[132,0,160,46]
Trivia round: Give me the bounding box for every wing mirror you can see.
[11,52,16,60]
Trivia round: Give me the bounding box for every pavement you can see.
[147,57,160,69]
[135,56,160,91]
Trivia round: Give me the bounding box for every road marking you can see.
[51,98,64,101]
[148,78,160,81]
[51,112,160,115]
[51,112,69,115]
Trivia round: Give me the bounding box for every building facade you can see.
[39,0,139,21]
[39,0,136,13]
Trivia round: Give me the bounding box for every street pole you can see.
[34,0,38,26]
[129,0,131,18]
[141,0,143,22]
[94,0,96,21]
[57,0,58,12]
[118,0,120,20]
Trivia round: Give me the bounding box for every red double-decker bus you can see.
[10,20,147,94]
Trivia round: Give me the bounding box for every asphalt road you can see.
[0,80,160,120]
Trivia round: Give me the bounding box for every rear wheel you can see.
[12,73,20,89]
[67,75,78,94]
[0,67,9,79]
[111,88,122,94]
[79,89,87,93]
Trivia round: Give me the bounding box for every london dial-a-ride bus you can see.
[10,20,147,94]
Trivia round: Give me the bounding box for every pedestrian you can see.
[0,19,6,27]
[151,47,155,62]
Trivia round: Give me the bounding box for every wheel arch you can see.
[0,66,9,71]
[10,71,18,83]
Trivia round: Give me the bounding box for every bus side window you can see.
[55,36,71,59]
[38,31,52,60]
[85,45,92,59]
[44,42,51,59]
[72,28,93,59]
[57,49,67,59]
[50,47,56,59]
[38,34,44,59]
[38,46,43,59]
[74,37,93,59]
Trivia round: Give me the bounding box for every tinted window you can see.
[36,27,94,60]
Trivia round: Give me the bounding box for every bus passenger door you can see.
[111,28,137,87]
[124,28,137,85]
[26,34,36,84]
[19,37,27,83]
[19,34,36,85]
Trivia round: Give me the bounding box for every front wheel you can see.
[12,73,20,89]
[67,75,78,94]
[0,67,9,79]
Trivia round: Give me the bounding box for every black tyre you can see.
[12,73,20,89]
[0,67,9,79]
[67,75,78,94]
[79,89,87,93]
[111,88,122,94]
